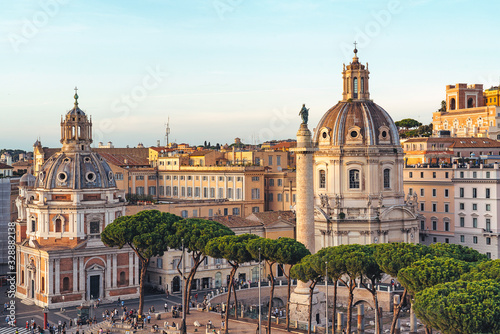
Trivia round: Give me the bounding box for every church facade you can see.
[15,92,139,308]
[311,49,419,251]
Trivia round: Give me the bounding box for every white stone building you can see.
[454,164,500,259]
[311,48,419,250]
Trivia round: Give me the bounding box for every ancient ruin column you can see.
[357,303,365,333]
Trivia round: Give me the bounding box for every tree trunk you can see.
[267,262,276,334]
[346,278,355,334]
[307,282,316,334]
[138,259,149,316]
[285,270,292,332]
[390,288,407,334]
[233,278,239,320]
[425,326,433,334]
[331,280,337,334]
[371,288,381,334]
[185,254,204,317]
[225,266,237,334]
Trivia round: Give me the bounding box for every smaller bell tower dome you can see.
[342,43,370,101]
[60,87,93,152]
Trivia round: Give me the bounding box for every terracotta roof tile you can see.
[210,215,262,228]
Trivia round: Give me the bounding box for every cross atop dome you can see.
[74,86,79,106]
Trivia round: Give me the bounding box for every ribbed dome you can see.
[313,101,400,147]
[36,151,116,190]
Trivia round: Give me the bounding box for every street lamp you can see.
[61,295,65,312]
[325,261,328,331]
[181,239,186,331]
[258,247,261,334]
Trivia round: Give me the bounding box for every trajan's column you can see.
[289,105,325,326]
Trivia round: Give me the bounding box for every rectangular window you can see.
[445,221,449,232]
[420,202,425,211]
[148,175,156,180]
[293,194,296,203]
[227,188,233,199]
[208,209,213,217]
[252,206,259,213]
[473,218,478,228]
[409,188,413,195]
[148,186,156,196]
[157,258,163,269]
[445,172,449,178]
[460,188,464,198]
[192,210,198,217]
[181,210,188,218]
[173,186,178,196]
[444,203,449,213]
[268,193,274,202]
[232,208,240,215]
[195,187,200,197]
[432,203,437,212]
[432,221,437,230]
[460,171,464,178]
[277,156,281,166]
[472,203,477,210]
[460,235,465,243]
[487,237,491,245]
[277,193,283,202]
[487,252,491,259]
[486,188,491,198]
[268,156,273,166]
[486,204,491,211]
[278,179,282,187]
[460,217,465,227]
[409,172,413,178]
[188,176,192,180]
[445,238,449,244]
[420,189,424,197]
[251,188,260,200]
[444,189,449,197]
[420,221,425,230]
[115,173,124,180]
[473,172,477,178]
[236,188,242,199]
[218,187,223,198]
[349,169,360,189]
[203,187,208,198]
[187,187,193,197]
[420,172,424,178]
[486,219,491,232]
[136,175,144,181]
[136,186,144,195]
[269,179,275,186]
[210,187,215,198]
[166,186,171,196]
[460,203,464,210]
[181,187,186,197]
[473,188,477,198]
[432,189,437,197]
[432,172,436,178]
[159,186,164,196]
[486,172,491,178]
[473,236,478,244]
[319,171,326,189]
[252,176,260,181]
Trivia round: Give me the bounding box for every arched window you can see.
[319,170,326,189]
[349,169,360,189]
[119,271,126,285]
[41,277,45,292]
[55,219,62,233]
[62,277,70,291]
[450,98,456,110]
[360,77,365,93]
[467,98,474,108]
[353,77,358,98]
[383,169,391,189]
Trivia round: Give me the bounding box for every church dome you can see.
[36,151,116,190]
[313,49,400,148]
[313,101,399,146]
[35,89,116,190]
[20,172,36,188]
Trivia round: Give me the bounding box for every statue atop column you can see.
[299,104,309,125]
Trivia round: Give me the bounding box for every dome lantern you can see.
[342,43,370,101]
[60,88,93,152]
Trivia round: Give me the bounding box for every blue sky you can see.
[1,0,499,151]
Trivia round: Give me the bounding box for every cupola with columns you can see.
[60,87,93,152]
[342,43,370,101]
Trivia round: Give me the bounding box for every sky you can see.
[1,0,499,151]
